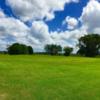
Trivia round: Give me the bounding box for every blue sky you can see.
[0,0,88,31]
[0,0,100,51]
[46,0,88,31]
[0,0,12,16]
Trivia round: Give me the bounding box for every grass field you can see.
[0,55,100,100]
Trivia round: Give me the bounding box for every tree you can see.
[7,43,33,55]
[45,44,62,55]
[63,47,73,56]
[78,34,100,57]
[28,46,34,54]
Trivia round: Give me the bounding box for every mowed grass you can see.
[0,55,100,100]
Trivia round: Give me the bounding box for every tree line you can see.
[7,34,100,57]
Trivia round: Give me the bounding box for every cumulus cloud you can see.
[0,12,83,52]
[31,21,53,43]
[63,16,78,30]
[0,10,51,51]
[0,17,30,48]
[1,0,100,52]
[6,0,79,21]
[80,0,100,33]
[0,10,36,50]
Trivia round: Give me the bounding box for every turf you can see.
[0,55,100,100]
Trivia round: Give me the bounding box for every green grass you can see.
[0,55,100,100]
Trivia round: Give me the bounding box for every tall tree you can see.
[78,34,100,57]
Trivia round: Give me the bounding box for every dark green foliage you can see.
[45,44,62,55]
[7,43,33,55]
[63,47,73,56]
[78,34,100,57]
[28,46,34,54]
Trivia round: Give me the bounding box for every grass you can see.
[0,55,100,100]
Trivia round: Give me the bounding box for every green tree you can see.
[78,34,100,57]
[45,44,62,55]
[63,47,73,56]
[28,46,34,54]
[7,43,33,55]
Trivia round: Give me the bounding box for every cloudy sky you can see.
[0,0,100,51]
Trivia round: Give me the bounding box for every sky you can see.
[0,0,100,52]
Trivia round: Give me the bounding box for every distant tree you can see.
[7,43,33,55]
[63,47,73,56]
[45,44,62,55]
[28,46,34,54]
[45,44,51,54]
[77,34,100,57]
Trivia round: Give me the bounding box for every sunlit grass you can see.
[0,55,100,100]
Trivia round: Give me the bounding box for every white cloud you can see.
[6,0,79,21]
[63,16,78,29]
[80,0,100,33]
[0,13,83,52]
[0,3,84,52]
[0,12,52,51]
[31,21,53,43]
[0,18,29,37]
[1,0,100,53]
[0,13,32,50]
